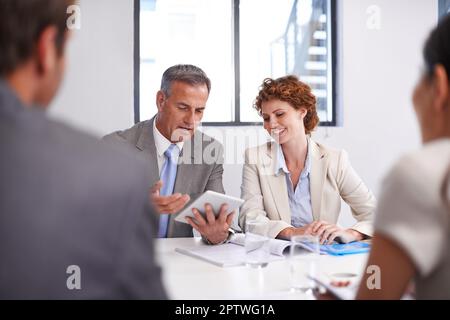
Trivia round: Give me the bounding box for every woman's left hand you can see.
[309,221,364,245]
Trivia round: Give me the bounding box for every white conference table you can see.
[155,238,369,300]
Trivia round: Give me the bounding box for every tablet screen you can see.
[174,191,244,224]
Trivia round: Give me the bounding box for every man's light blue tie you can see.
[158,144,179,238]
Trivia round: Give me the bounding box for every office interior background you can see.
[49,0,442,229]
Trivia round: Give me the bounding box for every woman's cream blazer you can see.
[239,140,376,239]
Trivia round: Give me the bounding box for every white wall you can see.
[50,0,135,137]
[215,0,438,227]
[48,0,438,228]
[316,0,437,226]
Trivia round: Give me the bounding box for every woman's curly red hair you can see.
[254,75,320,134]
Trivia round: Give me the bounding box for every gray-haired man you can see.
[104,65,234,244]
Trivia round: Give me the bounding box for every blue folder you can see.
[319,242,371,256]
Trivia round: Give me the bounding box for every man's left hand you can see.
[186,203,235,245]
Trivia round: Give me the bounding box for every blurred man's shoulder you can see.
[44,118,149,186]
[103,119,153,145]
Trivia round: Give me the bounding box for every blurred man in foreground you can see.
[0,0,166,299]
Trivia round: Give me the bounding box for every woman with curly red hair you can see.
[239,75,376,244]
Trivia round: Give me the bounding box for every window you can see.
[136,0,337,126]
[440,0,450,18]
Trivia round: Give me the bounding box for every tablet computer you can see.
[174,191,244,224]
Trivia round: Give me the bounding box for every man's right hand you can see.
[149,180,190,214]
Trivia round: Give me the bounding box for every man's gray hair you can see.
[160,64,211,97]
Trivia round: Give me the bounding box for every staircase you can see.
[271,0,329,120]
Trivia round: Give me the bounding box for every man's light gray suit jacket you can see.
[103,117,225,238]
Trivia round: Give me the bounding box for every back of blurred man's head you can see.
[0,0,75,107]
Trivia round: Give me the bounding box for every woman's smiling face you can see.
[261,99,307,144]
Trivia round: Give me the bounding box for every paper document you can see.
[175,243,284,268]
[229,233,291,256]
[175,234,371,268]
[230,234,371,256]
